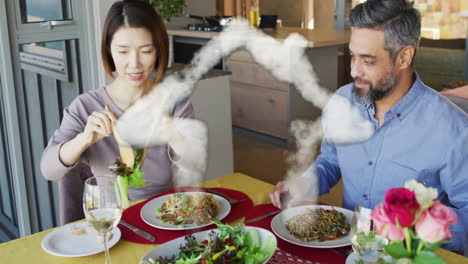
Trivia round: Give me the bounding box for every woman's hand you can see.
[81,109,117,145]
[59,108,116,167]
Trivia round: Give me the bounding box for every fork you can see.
[203,188,245,205]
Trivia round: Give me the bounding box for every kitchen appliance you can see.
[172,36,224,70]
[186,15,224,32]
[259,15,278,30]
[174,15,231,69]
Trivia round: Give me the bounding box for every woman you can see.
[41,0,193,224]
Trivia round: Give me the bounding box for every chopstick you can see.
[105,104,135,168]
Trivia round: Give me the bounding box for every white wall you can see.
[191,75,234,181]
[186,0,216,16]
[166,0,217,28]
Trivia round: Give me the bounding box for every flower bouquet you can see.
[369,180,457,264]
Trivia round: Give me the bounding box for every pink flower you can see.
[415,200,457,243]
[383,188,419,227]
[372,204,406,241]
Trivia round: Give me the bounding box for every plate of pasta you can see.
[271,205,352,248]
[140,192,231,230]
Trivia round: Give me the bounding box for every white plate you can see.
[140,226,276,264]
[271,205,353,248]
[41,221,121,257]
[346,252,393,264]
[140,192,231,230]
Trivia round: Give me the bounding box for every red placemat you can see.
[268,248,321,264]
[119,186,254,244]
[245,203,350,264]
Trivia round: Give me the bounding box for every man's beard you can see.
[352,69,399,105]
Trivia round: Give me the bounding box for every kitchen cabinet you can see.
[217,0,236,16]
[226,50,289,139]
[216,0,253,17]
[167,27,350,141]
[226,44,344,140]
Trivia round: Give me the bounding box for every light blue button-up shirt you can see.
[308,73,468,250]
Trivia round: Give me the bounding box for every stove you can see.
[186,23,222,32]
[186,15,228,32]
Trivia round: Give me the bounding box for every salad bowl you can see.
[140,224,277,264]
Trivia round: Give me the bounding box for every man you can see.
[270,0,468,251]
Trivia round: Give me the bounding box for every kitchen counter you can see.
[167,63,231,80]
[167,26,350,48]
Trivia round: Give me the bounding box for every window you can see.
[415,0,467,39]
[351,0,468,40]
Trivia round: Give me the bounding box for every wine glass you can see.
[83,176,122,264]
[350,196,389,263]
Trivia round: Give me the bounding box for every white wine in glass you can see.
[84,176,122,264]
[350,197,388,264]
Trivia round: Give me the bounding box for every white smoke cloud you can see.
[323,94,375,144]
[116,19,374,198]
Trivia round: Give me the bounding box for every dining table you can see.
[1,173,467,264]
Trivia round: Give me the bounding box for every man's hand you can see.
[270,177,317,209]
[269,180,290,209]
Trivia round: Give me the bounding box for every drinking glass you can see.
[350,197,389,263]
[83,176,122,264]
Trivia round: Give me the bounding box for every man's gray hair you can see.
[348,0,421,63]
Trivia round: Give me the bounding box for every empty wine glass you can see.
[83,176,122,264]
[350,196,388,263]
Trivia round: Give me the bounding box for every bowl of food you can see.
[140,221,277,264]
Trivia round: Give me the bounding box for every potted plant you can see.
[144,0,187,22]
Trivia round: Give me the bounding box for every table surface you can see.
[1,173,466,264]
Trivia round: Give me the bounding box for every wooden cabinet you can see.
[226,61,288,92]
[216,0,236,16]
[226,50,289,139]
[231,81,288,139]
[216,0,252,17]
[226,46,340,141]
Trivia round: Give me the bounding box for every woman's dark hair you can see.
[101,0,169,83]
[348,0,421,63]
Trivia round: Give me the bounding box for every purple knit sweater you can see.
[41,87,193,204]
